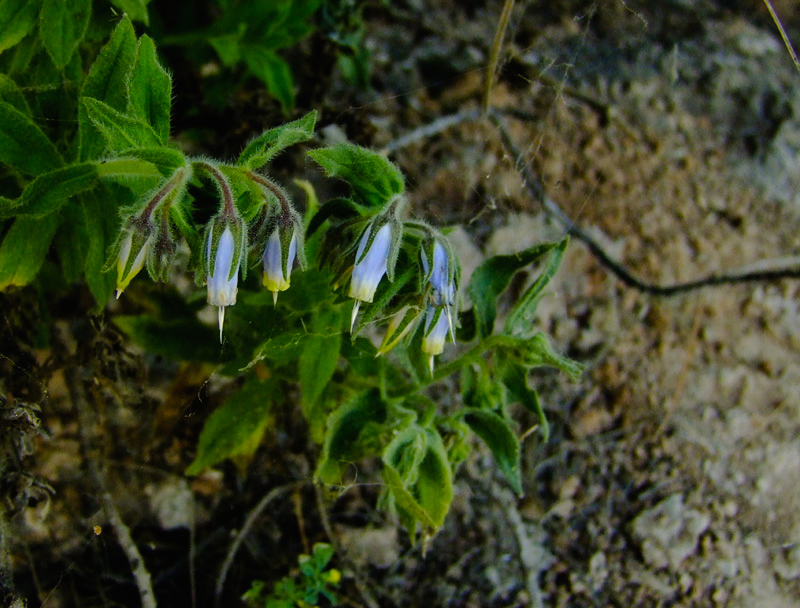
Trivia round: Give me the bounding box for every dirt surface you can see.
[3,1,800,607]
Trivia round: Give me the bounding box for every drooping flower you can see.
[349,222,392,331]
[262,227,298,305]
[115,223,154,298]
[421,306,449,373]
[205,218,244,342]
[421,240,456,342]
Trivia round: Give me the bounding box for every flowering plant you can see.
[0,16,582,541]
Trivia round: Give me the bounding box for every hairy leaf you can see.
[128,35,171,143]
[79,16,137,161]
[40,0,91,68]
[0,101,63,175]
[0,0,42,55]
[463,408,521,494]
[14,164,96,217]
[299,309,341,442]
[308,144,404,208]
[83,188,121,307]
[0,74,31,115]
[185,378,276,475]
[82,98,162,153]
[505,237,568,337]
[316,390,386,485]
[0,213,60,289]
[500,362,549,442]
[468,241,560,338]
[237,110,317,170]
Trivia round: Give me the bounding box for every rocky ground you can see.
[3,1,800,607]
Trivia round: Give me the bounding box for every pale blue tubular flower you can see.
[421,240,456,343]
[421,306,449,374]
[206,225,241,342]
[349,222,392,331]
[262,228,298,306]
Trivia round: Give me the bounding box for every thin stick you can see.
[214,483,298,608]
[381,108,481,155]
[482,0,517,114]
[763,0,800,75]
[67,369,157,608]
[488,109,800,296]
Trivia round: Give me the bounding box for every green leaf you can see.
[81,97,162,153]
[114,315,222,362]
[209,32,242,66]
[0,74,31,115]
[316,389,386,485]
[299,310,341,442]
[0,213,60,289]
[237,110,317,170]
[0,101,63,175]
[14,164,96,217]
[382,428,453,535]
[39,0,91,69]
[121,147,187,174]
[83,188,120,307]
[468,241,560,338]
[185,378,275,475]
[79,16,137,161]
[54,201,89,283]
[308,144,405,208]
[108,0,150,25]
[501,333,584,380]
[382,462,436,532]
[0,0,42,55]
[243,47,295,113]
[95,157,162,180]
[463,409,521,494]
[500,362,549,442]
[128,35,172,143]
[505,237,568,337]
[383,425,427,486]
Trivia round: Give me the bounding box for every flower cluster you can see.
[109,158,460,369]
[110,160,305,342]
[345,211,460,372]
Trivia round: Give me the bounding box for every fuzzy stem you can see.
[246,171,292,215]
[141,167,187,219]
[194,161,235,216]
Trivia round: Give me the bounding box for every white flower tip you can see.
[218,306,225,343]
[272,291,278,307]
[351,300,361,333]
[115,288,122,300]
[428,355,435,375]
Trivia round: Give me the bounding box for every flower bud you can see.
[421,306,449,373]
[205,216,245,341]
[115,222,154,298]
[262,227,298,305]
[349,222,392,331]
